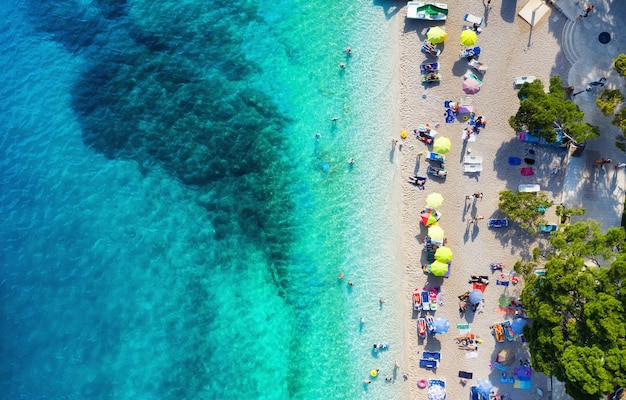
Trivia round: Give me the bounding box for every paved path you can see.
[557,0,626,231]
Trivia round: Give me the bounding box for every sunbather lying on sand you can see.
[458,291,470,301]
[459,300,467,312]
[469,275,489,284]
[457,344,478,351]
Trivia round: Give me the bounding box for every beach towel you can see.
[492,362,507,371]
[514,379,532,389]
[508,157,521,165]
[500,375,515,384]
[457,323,471,334]
[473,283,486,292]
[498,297,513,307]
[445,109,456,123]
[444,262,451,278]
[496,280,510,287]
[495,307,517,314]
[465,351,479,359]
[458,371,474,379]
[520,167,534,176]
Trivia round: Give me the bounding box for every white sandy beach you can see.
[393,1,572,399]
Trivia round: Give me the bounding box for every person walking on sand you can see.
[474,191,483,199]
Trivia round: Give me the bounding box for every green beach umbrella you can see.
[460,29,478,46]
[430,260,449,276]
[434,246,453,262]
[428,225,445,241]
[426,192,444,208]
[433,137,451,154]
[426,27,448,44]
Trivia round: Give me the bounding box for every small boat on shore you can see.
[407,2,449,20]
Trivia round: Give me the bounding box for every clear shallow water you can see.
[0,0,403,398]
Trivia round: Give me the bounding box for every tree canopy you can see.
[509,75,599,145]
[614,54,626,79]
[520,221,626,399]
[498,190,553,233]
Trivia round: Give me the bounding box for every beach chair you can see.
[459,46,480,59]
[420,62,440,74]
[422,351,442,360]
[518,184,540,192]
[413,289,422,311]
[464,13,483,25]
[422,72,441,83]
[422,291,430,311]
[427,165,448,178]
[463,155,483,164]
[420,359,439,369]
[422,40,441,57]
[514,76,536,87]
[418,317,427,338]
[426,152,445,164]
[427,316,436,333]
[429,289,439,311]
[502,321,515,341]
[488,219,508,228]
[463,163,483,173]
[430,379,446,388]
[468,59,487,75]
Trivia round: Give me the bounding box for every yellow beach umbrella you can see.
[426,192,444,208]
[428,225,445,241]
[434,246,453,262]
[433,137,452,154]
[427,27,448,44]
[460,29,478,46]
[429,260,449,276]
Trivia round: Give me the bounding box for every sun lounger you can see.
[420,62,440,74]
[514,76,536,87]
[488,219,508,228]
[422,40,441,57]
[427,316,436,334]
[460,46,480,59]
[420,359,439,369]
[422,291,430,311]
[496,280,510,287]
[463,155,483,164]
[463,163,483,173]
[518,184,540,192]
[493,362,508,371]
[426,152,445,164]
[418,317,427,338]
[422,72,441,83]
[458,371,474,379]
[422,351,442,360]
[464,13,483,25]
[430,379,446,388]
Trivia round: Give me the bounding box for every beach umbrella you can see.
[428,225,445,241]
[428,384,446,400]
[458,104,474,114]
[433,318,450,334]
[433,137,451,154]
[463,78,481,94]
[511,318,528,334]
[426,192,444,208]
[434,246,453,262]
[430,260,449,276]
[420,210,438,226]
[469,289,483,304]
[460,29,478,46]
[427,27,448,44]
[476,379,493,396]
[496,348,516,366]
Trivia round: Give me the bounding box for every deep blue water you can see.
[0,0,403,398]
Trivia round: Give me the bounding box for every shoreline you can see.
[393,2,571,398]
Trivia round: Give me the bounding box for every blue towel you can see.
[445,109,456,123]
[508,157,521,165]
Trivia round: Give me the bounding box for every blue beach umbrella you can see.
[433,318,450,334]
[469,289,483,304]
[511,318,528,334]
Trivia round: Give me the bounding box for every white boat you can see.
[407,2,449,20]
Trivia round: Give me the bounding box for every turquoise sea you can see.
[0,0,405,398]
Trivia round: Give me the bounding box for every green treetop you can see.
[520,221,626,399]
[509,76,599,145]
